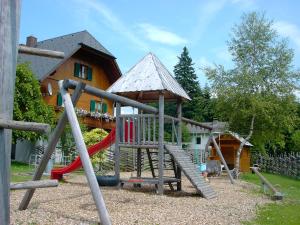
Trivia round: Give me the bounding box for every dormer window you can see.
[74,63,92,80]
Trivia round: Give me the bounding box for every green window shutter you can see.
[57,93,62,106]
[102,103,107,113]
[74,63,80,77]
[90,100,96,112]
[87,67,93,81]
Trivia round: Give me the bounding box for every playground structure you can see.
[0,2,234,224]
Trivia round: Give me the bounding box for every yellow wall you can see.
[41,55,114,116]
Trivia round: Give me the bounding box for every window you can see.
[57,93,63,107]
[90,100,108,113]
[74,63,92,80]
[196,137,201,145]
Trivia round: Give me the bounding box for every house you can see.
[18,30,121,130]
[186,120,228,151]
[209,132,252,172]
[14,30,122,163]
[186,121,252,172]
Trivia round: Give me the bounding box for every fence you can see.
[254,152,300,179]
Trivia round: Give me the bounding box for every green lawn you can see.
[10,161,35,182]
[241,172,300,225]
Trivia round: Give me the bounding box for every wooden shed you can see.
[209,132,252,172]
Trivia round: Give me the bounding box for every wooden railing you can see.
[118,114,181,147]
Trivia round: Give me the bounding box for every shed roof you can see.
[187,121,228,134]
[226,131,253,147]
[107,53,190,101]
[18,30,119,81]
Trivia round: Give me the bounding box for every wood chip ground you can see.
[10,172,270,225]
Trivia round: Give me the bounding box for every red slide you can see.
[51,128,116,180]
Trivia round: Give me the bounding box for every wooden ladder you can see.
[165,144,217,199]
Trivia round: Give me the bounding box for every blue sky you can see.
[20,0,300,87]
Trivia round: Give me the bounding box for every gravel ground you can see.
[10,172,270,225]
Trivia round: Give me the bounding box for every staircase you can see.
[165,144,217,199]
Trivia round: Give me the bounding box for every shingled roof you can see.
[18,30,117,81]
[107,53,190,101]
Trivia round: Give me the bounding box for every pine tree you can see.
[174,47,202,120]
[174,47,201,99]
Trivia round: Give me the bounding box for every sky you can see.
[20,0,300,87]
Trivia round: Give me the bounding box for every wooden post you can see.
[58,81,111,225]
[115,102,121,181]
[0,1,20,224]
[19,82,85,210]
[211,136,235,184]
[158,94,164,195]
[176,99,182,191]
[137,148,142,178]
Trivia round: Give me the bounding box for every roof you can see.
[107,52,190,101]
[187,121,228,134]
[226,131,253,147]
[18,30,117,81]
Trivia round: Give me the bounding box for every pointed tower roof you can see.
[107,53,190,102]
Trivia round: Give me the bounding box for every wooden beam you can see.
[19,82,85,210]
[63,79,158,114]
[182,117,212,130]
[58,80,111,225]
[0,1,20,224]
[114,102,121,181]
[158,94,164,195]
[250,167,283,200]
[211,136,235,184]
[10,180,58,190]
[18,45,64,58]
[0,119,50,133]
[176,100,182,191]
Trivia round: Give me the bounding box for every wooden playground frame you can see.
[0,2,234,224]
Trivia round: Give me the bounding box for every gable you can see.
[18,31,121,82]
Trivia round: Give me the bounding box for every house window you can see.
[74,63,92,81]
[90,100,108,113]
[196,137,201,145]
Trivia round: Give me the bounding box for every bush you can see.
[83,128,109,169]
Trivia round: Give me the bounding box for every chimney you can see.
[26,36,37,47]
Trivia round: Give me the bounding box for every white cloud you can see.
[191,0,227,43]
[73,0,149,51]
[231,0,256,9]
[274,21,300,48]
[138,23,187,46]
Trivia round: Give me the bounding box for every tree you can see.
[205,12,299,175]
[13,63,55,143]
[174,47,204,120]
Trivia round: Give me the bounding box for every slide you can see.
[51,128,116,180]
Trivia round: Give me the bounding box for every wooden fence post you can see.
[0,1,20,224]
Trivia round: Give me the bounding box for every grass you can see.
[241,172,300,225]
[10,161,49,183]
[10,161,35,182]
